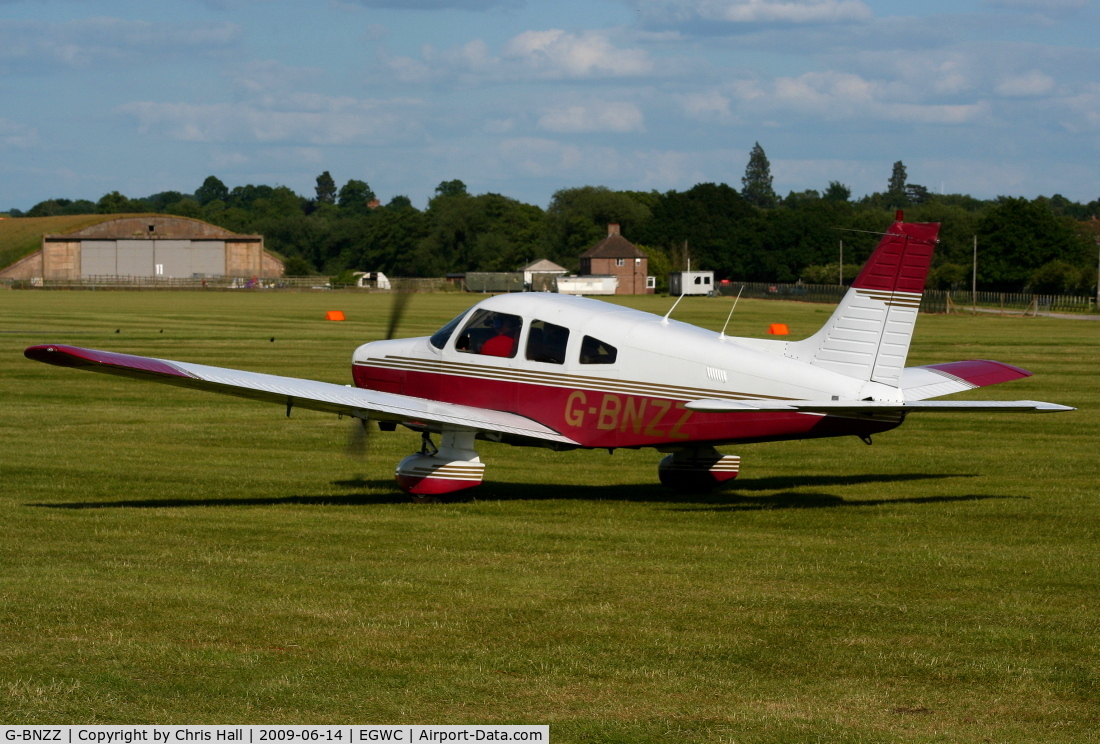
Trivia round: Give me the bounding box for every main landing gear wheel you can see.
[658,447,741,493]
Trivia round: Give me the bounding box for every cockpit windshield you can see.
[429,312,467,350]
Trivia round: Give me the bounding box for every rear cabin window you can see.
[525,320,569,365]
[455,309,523,359]
[429,312,466,350]
[579,335,617,365]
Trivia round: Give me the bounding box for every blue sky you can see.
[1,0,1097,210]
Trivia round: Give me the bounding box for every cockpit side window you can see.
[455,309,523,358]
[525,319,569,365]
[429,312,466,350]
[579,335,617,365]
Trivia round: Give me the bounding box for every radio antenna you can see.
[719,285,744,340]
[662,293,686,325]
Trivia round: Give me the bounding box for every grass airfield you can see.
[1,290,1097,742]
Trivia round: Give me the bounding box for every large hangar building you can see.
[0,215,283,281]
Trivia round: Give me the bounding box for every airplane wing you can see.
[685,398,1074,414]
[24,344,579,446]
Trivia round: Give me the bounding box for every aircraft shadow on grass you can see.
[29,472,1022,511]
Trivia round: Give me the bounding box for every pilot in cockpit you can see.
[480,314,520,358]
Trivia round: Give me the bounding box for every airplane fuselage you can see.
[351,293,903,450]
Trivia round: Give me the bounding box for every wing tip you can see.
[25,344,197,379]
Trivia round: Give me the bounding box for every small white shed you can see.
[669,271,715,296]
[556,275,619,295]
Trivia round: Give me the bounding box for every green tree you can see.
[165,198,202,218]
[195,176,229,205]
[282,256,313,276]
[887,161,908,207]
[412,190,543,275]
[783,190,820,209]
[542,186,651,268]
[741,142,777,209]
[906,183,932,205]
[144,191,188,212]
[337,179,376,213]
[926,263,969,290]
[976,197,1093,290]
[1029,260,1086,294]
[227,184,276,211]
[824,181,851,201]
[97,191,144,214]
[435,180,468,198]
[634,183,757,279]
[315,171,337,205]
[26,198,96,217]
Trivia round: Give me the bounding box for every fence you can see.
[2,274,1095,314]
[1,275,454,292]
[714,281,1096,315]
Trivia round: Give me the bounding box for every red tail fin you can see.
[851,221,939,294]
[786,219,940,387]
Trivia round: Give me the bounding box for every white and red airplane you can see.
[25,217,1072,500]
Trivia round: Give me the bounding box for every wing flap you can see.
[25,345,579,445]
[685,398,1074,414]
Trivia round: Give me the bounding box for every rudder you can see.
[785,218,940,386]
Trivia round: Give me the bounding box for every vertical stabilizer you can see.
[785,220,940,386]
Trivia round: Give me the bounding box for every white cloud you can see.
[386,29,653,83]
[680,90,736,122]
[0,118,38,148]
[537,102,645,133]
[0,18,240,72]
[995,69,1056,97]
[683,70,989,125]
[117,96,425,146]
[493,140,742,191]
[341,0,518,8]
[1058,83,1100,132]
[635,0,872,25]
[230,60,326,98]
[496,138,589,177]
[983,0,1087,10]
[503,29,653,77]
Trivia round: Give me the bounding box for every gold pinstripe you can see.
[357,356,793,403]
[855,288,923,308]
[398,462,486,480]
[662,455,741,473]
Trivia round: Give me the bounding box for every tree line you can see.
[7,147,1099,295]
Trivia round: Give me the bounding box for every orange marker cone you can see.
[326,311,346,321]
[768,323,789,335]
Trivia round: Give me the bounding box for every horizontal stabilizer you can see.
[900,359,1032,400]
[24,344,579,446]
[685,398,1074,414]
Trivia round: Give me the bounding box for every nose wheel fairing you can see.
[394,430,485,496]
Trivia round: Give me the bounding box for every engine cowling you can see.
[658,447,740,493]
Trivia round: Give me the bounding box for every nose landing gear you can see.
[395,429,484,500]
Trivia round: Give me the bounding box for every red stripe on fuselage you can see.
[353,363,899,448]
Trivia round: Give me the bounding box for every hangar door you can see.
[81,241,117,276]
[154,240,225,278]
[117,240,155,276]
[80,240,226,278]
